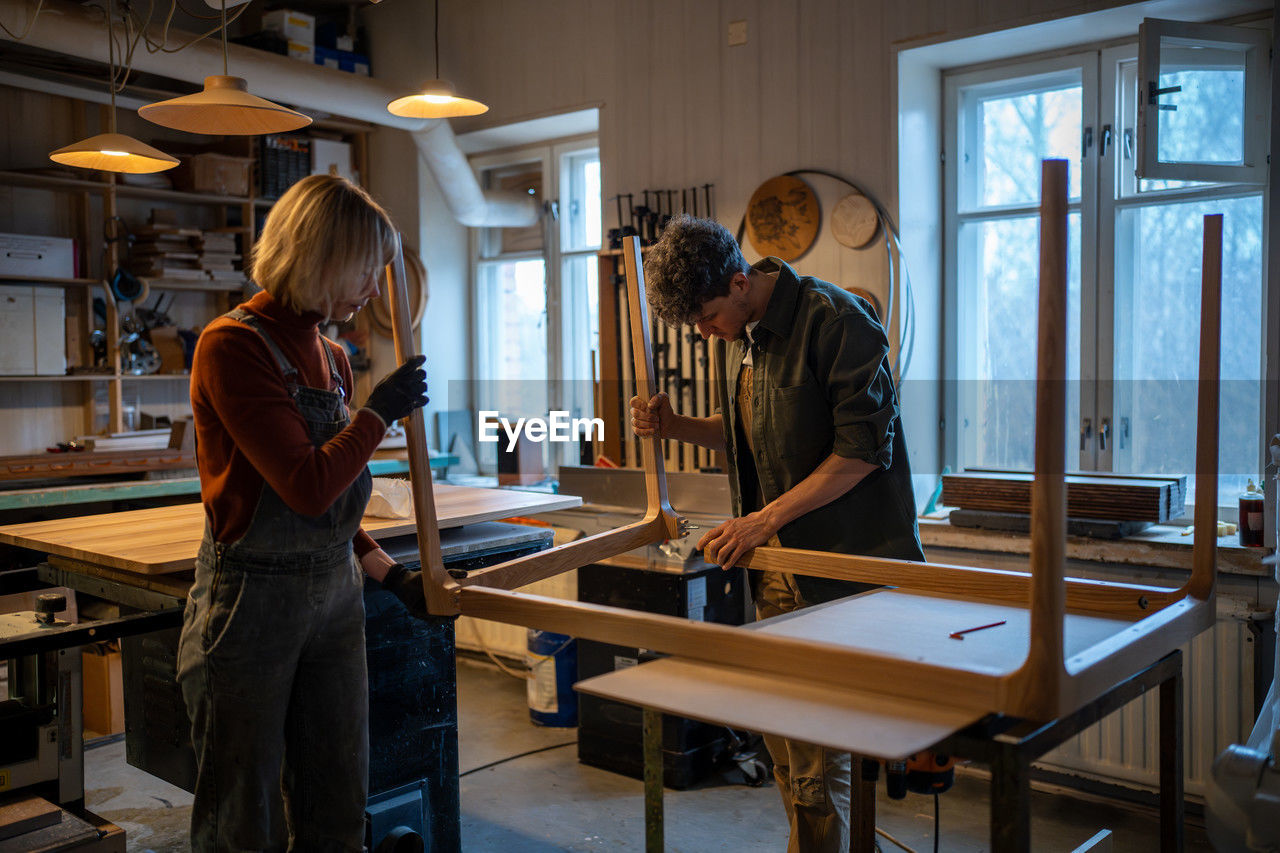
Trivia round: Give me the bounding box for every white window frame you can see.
[943,34,1268,497]
[468,135,600,472]
[943,52,1098,472]
[1136,17,1271,184]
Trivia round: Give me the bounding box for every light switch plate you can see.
[728,20,747,46]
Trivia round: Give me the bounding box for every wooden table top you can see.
[576,588,1133,758]
[0,484,580,575]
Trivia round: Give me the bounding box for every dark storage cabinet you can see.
[575,559,748,788]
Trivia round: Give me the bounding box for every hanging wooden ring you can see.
[369,246,428,337]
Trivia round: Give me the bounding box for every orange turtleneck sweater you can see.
[190,290,383,556]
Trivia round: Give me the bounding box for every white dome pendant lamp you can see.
[387,0,488,119]
[49,0,179,174]
[138,1,311,135]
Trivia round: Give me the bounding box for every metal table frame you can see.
[639,649,1184,853]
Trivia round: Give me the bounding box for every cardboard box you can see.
[262,8,314,45]
[0,285,64,375]
[171,152,253,197]
[314,45,370,75]
[0,232,75,279]
[286,40,314,64]
[82,645,125,737]
[311,137,354,183]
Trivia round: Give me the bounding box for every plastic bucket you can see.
[525,629,578,727]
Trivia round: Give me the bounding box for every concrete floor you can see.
[83,654,1214,852]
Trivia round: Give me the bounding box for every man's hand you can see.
[382,562,428,619]
[629,392,676,439]
[697,511,778,570]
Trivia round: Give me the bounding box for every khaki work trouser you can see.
[756,569,853,853]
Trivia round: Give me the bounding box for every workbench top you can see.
[0,484,580,575]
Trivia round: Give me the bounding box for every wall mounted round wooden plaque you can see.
[831,193,879,249]
[745,175,820,261]
[369,247,428,337]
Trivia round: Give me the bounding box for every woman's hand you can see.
[363,355,428,427]
[630,392,675,439]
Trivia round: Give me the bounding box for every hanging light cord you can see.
[220,0,227,75]
[0,0,47,40]
[433,0,440,79]
[106,0,117,133]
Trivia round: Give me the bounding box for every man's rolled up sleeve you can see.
[818,312,898,468]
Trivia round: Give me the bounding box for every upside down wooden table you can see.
[577,602,1185,852]
[372,166,1219,853]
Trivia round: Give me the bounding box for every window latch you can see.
[1083,126,1093,151]
[1123,128,1134,161]
[1098,418,1111,451]
[1080,417,1093,451]
[1099,124,1112,158]
[1147,81,1181,111]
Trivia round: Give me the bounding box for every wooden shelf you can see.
[0,170,253,206]
[141,277,246,293]
[0,273,99,287]
[0,373,194,382]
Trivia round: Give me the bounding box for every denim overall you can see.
[177,308,373,852]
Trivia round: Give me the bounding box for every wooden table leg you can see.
[1160,667,1185,852]
[990,747,1030,852]
[644,707,663,852]
[851,756,877,852]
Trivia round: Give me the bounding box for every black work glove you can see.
[363,355,428,427]
[382,562,428,619]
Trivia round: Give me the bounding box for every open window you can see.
[1137,17,1270,184]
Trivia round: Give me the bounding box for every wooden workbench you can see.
[0,484,580,576]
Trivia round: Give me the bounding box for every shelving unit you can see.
[0,83,372,448]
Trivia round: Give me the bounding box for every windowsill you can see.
[919,512,1271,577]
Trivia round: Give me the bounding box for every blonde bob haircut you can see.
[251,174,397,319]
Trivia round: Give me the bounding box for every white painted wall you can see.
[361,0,1161,491]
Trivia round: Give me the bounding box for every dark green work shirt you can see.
[715,258,925,604]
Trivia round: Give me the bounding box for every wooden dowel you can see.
[457,517,663,590]
[621,236,676,525]
[1021,159,1069,711]
[383,233,456,615]
[740,545,1181,618]
[1188,214,1222,600]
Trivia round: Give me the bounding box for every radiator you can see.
[1037,608,1259,798]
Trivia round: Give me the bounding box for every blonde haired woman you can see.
[177,174,428,852]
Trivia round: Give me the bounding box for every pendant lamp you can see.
[387,0,487,119]
[138,2,310,135]
[49,0,178,174]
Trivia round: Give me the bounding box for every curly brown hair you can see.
[642,215,749,326]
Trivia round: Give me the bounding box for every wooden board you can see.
[577,656,981,759]
[0,796,60,841]
[0,485,580,575]
[947,508,1151,540]
[751,590,1130,675]
[942,470,1186,523]
[0,448,197,483]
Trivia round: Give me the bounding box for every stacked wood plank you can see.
[0,448,197,482]
[128,224,205,280]
[941,469,1187,523]
[199,229,243,282]
[128,224,243,283]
